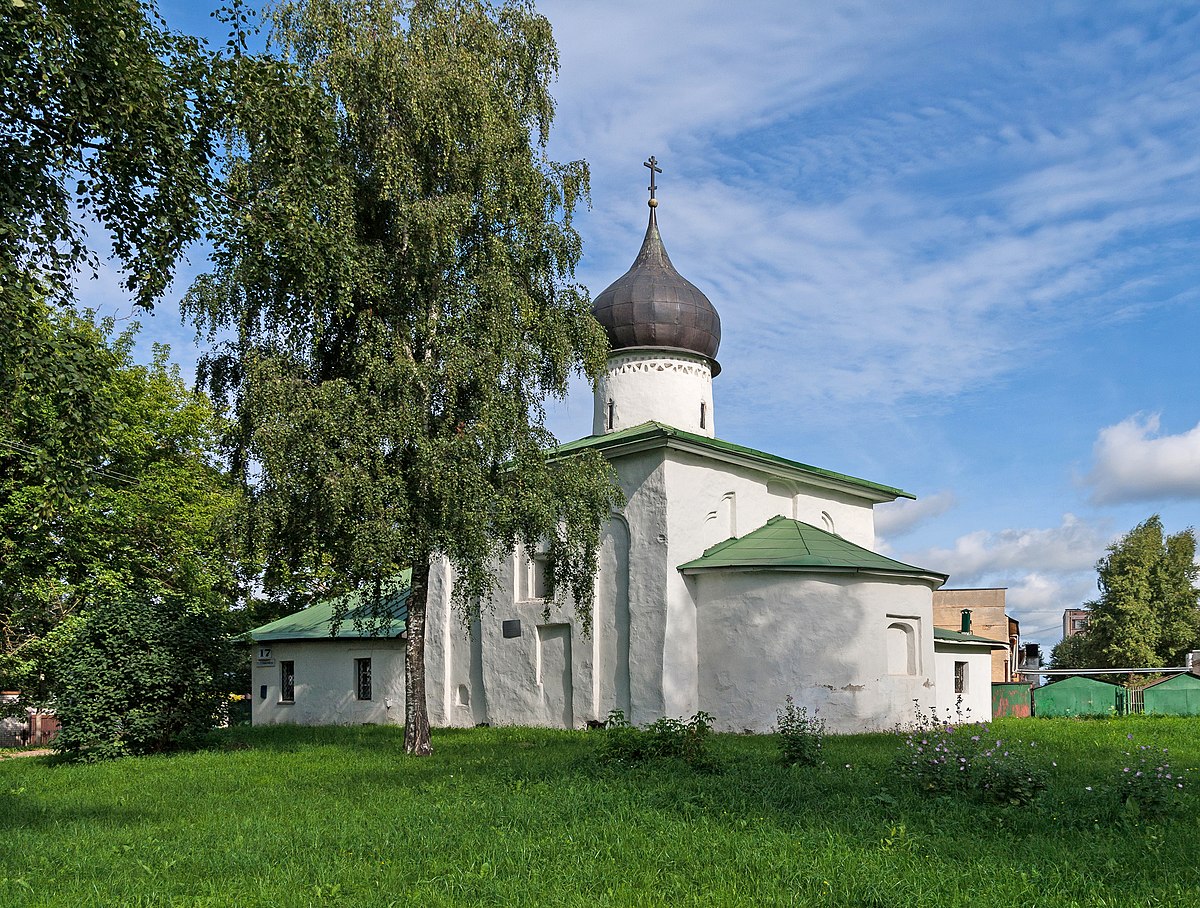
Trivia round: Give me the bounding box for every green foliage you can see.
[0,306,241,756]
[596,709,716,769]
[1048,628,1095,670]
[186,0,620,753]
[1,0,221,309]
[50,592,237,761]
[1056,516,1200,670]
[0,293,123,515]
[775,695,825,766]
[1109,734,1186,821]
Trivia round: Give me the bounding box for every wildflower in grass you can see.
[1108,737,1186,820]
[893,707,1046,806]
[775,696,824,767]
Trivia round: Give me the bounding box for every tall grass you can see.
[0,717,1197,907]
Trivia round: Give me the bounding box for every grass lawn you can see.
[1,717,1197,907]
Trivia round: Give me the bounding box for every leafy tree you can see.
[1053,517,1199,672]
[186,0,619,755]
[2,0,227,522]
[0,307,240,756]
[1048,628,1094,671]
[1,0,220,310]
[1,1,242,756]
[0,294,124,515]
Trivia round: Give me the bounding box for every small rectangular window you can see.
[355,658,372,701]
[954,661,967,695]
[280,660,295,703]
[700,402,706,429]
[531,554,549,599]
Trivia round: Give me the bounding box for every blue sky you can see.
[89,0,1200,647]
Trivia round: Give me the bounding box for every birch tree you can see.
[187,0,618,755]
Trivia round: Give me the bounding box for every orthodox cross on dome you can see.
[644,155,662,208]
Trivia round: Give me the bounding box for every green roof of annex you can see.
[250,570,411,642]
[677,516,947,584]
[552,421,914,503]
[932,627,1008,648]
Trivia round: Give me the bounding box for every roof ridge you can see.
[552,424,914,502]
[678,513,946,583]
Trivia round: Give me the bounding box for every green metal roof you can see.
[933,627,1008,649]
[677,516,947,583]
[250,571,410,642]
[552,422,914,503]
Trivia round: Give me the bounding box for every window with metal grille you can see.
[280,661,295,702]
[954,661,967,695]
[355,658,372,701]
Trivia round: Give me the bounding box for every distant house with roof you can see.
[251,173,977,733]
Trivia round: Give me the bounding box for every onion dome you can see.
[592,195,722,374]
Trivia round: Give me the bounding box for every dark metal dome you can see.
[592,208,722,371]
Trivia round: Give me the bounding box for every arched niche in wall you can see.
[599,514,632,716]
[721,491,737,539]
[886,621,917,676]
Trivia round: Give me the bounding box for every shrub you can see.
[50,591,237,761]
[596,709,715,769]
[973,741,1047,806]
[775,696,824,766]
[895,714,970,795]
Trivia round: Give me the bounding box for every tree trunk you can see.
[403,556,433,755]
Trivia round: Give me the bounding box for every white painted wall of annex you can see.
[692,572,938,733]
[251,639,406,727]
[594,350,715,437]
[933,643,995,722]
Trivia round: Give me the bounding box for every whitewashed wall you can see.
[693,572,938,733]
[250,639,406,727]
[933,643,995,722]
[594,350,715,437]
[427,448,671,729]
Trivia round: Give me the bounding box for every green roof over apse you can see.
[551,422,914,504]
[677,516,947,584]
[933,627,1009,649]
[249,571,410,642]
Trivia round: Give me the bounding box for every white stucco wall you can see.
[594,349,715,436]
[933,644,995,722]
[251,639,406,727]
[427,448,672,730]
[693,571,938,733]
[663,449,878,554]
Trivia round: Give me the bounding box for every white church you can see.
[251,167,1004,733]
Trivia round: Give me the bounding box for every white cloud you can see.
[1086,414,1200,504]
[894,514,1115,644]
[1002,572,1099,645]
[909,513,1111,579]
[874,490,957,539]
